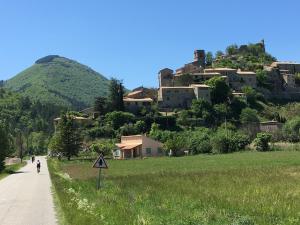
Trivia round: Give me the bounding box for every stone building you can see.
[264,61,300,92]
[157,50,257,110]
[123,88,155,114]
[204,68,256,90]
[123,97,153,113]
[158,86,196,109]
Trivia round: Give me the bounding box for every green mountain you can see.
[5,55,110,109]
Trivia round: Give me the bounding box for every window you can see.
[146,148,152,155]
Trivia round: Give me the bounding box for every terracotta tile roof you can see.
[116,143,142,150]
[126,90,143,97]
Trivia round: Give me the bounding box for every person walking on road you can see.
[31,155,35,163]
[37,160,41,173]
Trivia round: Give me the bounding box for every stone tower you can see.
[158,68,174,87]
[194,50,206,68]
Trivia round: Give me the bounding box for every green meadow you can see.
[48,151,300,225]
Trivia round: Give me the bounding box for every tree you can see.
[105,111,135,130]
[205,76,231,104]
[0,122,10,171]
[226,44,238,55]
[90,140,115,156]
[135,120,147,133]
[15,129,24,162]
[94,96,109,115]
[256,70,270,88]
[242,86,257,105]
[48,133,62,155]
[240,108,259,124]
[55,113,82,160]
[214,103,230,124]
[29,132,48,155]
[215,51,224,59]
[282,117,300,142]
[206,51,213,66]
[187,128,212,154]
[174,74,193,86]
[254,132,272,151]
[240,108,259,138]
[163,134,185,156]
[191,99,215,125]
[109,78,124,111]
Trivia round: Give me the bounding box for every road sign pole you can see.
[97,168,102,190]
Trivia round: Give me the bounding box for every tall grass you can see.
[0,162,26,180]
[49,151,300,225]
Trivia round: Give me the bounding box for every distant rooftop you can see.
[271,61,300,66]
[237,71,256,75]
[205,68,237,71]
[190,84,210,88]
[123,97,153,102]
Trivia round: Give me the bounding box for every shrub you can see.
[240,108,259,124]
[118,123,138,136]
[105,111,135,130]
[90,140,115,156]
[163,134,185,156]
[230,132,250,151]
[187,128,212,154]
[282,117,300,142]
[211,131,231,154]
[87,126,115,139]
[134,120,147,133]
[205,76,231,104]
[254,132,272,151]
[211,130,250,154]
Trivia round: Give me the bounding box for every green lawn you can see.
[0,162,27,180]
[48,151,300,225]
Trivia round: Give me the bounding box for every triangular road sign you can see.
[93,155,108,169]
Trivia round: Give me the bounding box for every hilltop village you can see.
[123,42,300,113]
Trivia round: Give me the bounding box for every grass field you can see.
[48,151,300,225]
[0,162,27,180]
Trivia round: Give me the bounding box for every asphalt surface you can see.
[0,156,57,225]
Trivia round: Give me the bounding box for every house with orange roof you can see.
[114,135,163,159]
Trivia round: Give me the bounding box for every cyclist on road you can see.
[37,160,41,173]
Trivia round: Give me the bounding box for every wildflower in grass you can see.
[57,172,72,181]
[136,214,150,225]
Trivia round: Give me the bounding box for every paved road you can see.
[0,156,57,225]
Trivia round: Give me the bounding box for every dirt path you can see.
[0,156,57,225]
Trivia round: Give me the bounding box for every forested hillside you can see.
[0,88,64,157]
[5,55,110,110]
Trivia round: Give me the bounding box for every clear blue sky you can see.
[1,0,299,89]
